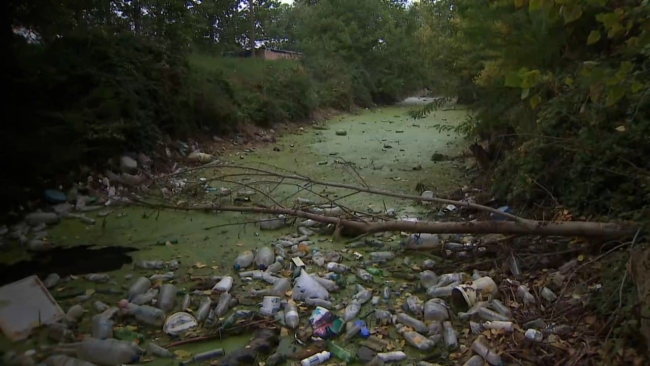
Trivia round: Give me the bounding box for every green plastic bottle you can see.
[113,328,145,344]
[327,341,355,363]
[366,267,384,276]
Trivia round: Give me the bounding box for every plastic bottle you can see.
[212,276,233,293]
[377,352,407,362]
[45,355,96,366]
[93,301,109,312]
[403,233,441,250]
[127,277,152,301]
[310,275,339,292]
[157,284,177,313]
[180,348,225,365]
[382,287,391,300]
[427,320,443,336]
[517,285,536,304]
[375,310,392,325]
[420,270,438,288]
[406,296,424,315]
[181,294,191,311]
[462,355,486,366]
[131,288,158,305]
[396,313,428,333]
[354,288,373,304]
[284,301,300,329]
[135,260,165,269]
[328,342,354,362]
[369,251,396,261]
[483,321,514,332]
[65,304,85,325]
[85,273,110,283]
[471,337,502,365]
[344,300,361,321]
[255,247,275,269]
[399,327,435,351]
[215,292,232,317]
[146,342,174,358]
[305,298,332,308]
[342,320,363,342]
[488,299,512,319]
[424,299,449,321]
[326,262,349,273]
[76,338,144,365]
[233,250,254,270]
[128,304,166,326]
[357,268,373,282]
[47,322,75,343]
[442,321,458,349]
[239,270,263,279]
[540,287,558,302]
[477,307,510,322]
[265,261,283,274]
[426,284,457,298]
[91,314,114,339]
[300,351,330,366]
[525,329,544,342]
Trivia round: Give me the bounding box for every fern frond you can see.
[407,97,452,119]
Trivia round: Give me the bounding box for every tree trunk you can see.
[249,0,255,57]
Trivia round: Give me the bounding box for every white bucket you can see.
[260,296,282,316]
[451,276,498,311]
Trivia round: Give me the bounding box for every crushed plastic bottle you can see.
[77,338,145,365]
[131,288,158,305]
[215,292,232,317]
[212,276,233,293]
[397,325,435,351]
[157,284,177,313]
[135,260,165,270]
[396,313,427,333]
[344,300,361,321]
[127,277,152,301]
[127,304,166,327]
[196,297,212,323]
[326,262,349,273]
[284,301,300,329]
[442,321,458,350]
[471,336,502,365]
[357,268,373,282]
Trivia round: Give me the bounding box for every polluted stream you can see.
[0,99,534,366]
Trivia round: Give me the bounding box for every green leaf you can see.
[587,30,601,45]
[631,82,644,94]
[529,0,543,11]
[530,95,542,109]
[586,0,608,6]
[606,86,625,106]
[521,88,530,99]
[514,0,525,8]
[565,77,574,86]
[505,72,522,87]
[520,70,542,88]
[563,4,583,24]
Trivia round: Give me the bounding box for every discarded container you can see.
[215,292,232,317]
[369,251,396,261]
[540,287,558,302]
[525,328,544,342]
[127,277,152,301]
[462,355,485,366]
[309,307,344,339]
[483,321,514,332]
[180,348,225,365]
[146,342,173,358]
[488,299,512,319]
[255,247,275,269]
[399,327,435,351]
[45,355,95,366]
[77,338,145,365]
[128,304,166,327]
[517,285,536,305]
[212,276,234,293]
[301,350,330,366]
[451,276,498,310]
[442,321,458,349]
[25,212,60,226]
[396,313,427,333]
[376,351,407,363]
[424,299,449,321]
[403,233,441,250]
[157,284,177,313]
[163,312,198,336]
[260,296,282,316]
[91,314,114,339]
[285,301,300,329]
[234,251,254,270]
[65,304,85,325]
[0,275,66,341]
[477,307,510,322]
[471,337,502,365]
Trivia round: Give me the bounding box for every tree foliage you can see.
[416,0,650,220]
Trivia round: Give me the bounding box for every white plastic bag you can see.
[292,269,329,300]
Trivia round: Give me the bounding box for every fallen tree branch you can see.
[132,199,636,238]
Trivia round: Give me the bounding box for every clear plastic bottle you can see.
[255,247,275,270]
[233,250,254,270]
[305,298,332,308]
[483,321,514,332]
[420,270,438,289]
[135,260,165,269]
[65,304,85,325]
[132,288,158,305]
[399,328,435,351]
[91,314,114,339]
[146,342,173,358]
[488,299,512,319]
[396,313,427,333]
[181,294,191,311]
[426,284,457,298]
[517,285,536,305]
[128,304,166,327]
[477,307,510,322]
[284,301,299,329]
[382,287,391,300]
[525,329,543,342]
[357,268,373,282]
[354,288,373,304]
[326,262,349,273]
[310,275,339,291]
[93,301,109,312]
[215,292,232,317]
[407,296,424,315]
[377,351,407,362]
[77,338,144,365]
[212,276,233,293]
[127,277,152,301]
[45,355,96,366]
[85,273,110,283]
[157,284,177,313]
[424,299,449,321]
[196,297,212,322]
[471,337,502,365]
[462,355,485,366]
[367,251,394,262]
[344,300,361,321]
[265,261,283,274]
[403,233,441,250]
[442,321,458,350]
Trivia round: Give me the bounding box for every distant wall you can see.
[261,49,302,61]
